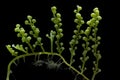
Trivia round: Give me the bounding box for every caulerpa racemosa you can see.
[6,5,102,80]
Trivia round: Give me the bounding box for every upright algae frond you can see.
[6,5,102,80]
[69,5,84,65]
[51,6,64,54]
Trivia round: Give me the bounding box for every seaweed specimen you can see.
[6,5,102,80]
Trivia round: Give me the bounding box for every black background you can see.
[0,0,117,80]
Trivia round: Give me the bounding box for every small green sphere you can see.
[85,27,91,35]
[77,5,82,11]
[16,24,20,28]
[97,16,102,20]
[58,29,63,33]
[58,23,62,26]
[27,15,32,20]
[56,13,61,18]
[31,25,36,30]
[91,13,96,18]
[74,19,79,23]
[46,34,49,38]
[93,7,98,12]
[51,6,57,14]
[51,18,55,22]
[56,34,60,39]
[29,31,33,35]
[91,45,95,48]
[14,27,20,32]
[54,24,58,28]
[35,28,40,33]
[24,33,28,37]
[71,39,75,44]
[17,33,21,37]
[76,13,81,19]
[75,41,79,44]
[95,10,99,15]
[74,30,78,34]
[60,33,63,37]
[32,19,36,23]
[60,42,64,46]
[87,47,91,51]
[37,37,42,42]
[80,30,84,34]
[86,20,91,25]
[75,46,77,50]
[96,53,102,60]
[97,36,101,40]
[95,20,99,25]
[51,6,57,11]
[22,37,26,42]
[85,56,89,61]
[57,18,62,22]
[61,47,65,51]
[52,31,56,35]
[72,35,77,39]
[76,25,80,29]
[89,35,93,40]
[81,20,84,24]
[74,9,77,13]
[20,28,25,34]
[80,57,83,61]
[27,36,32,41]
[6,45,11,48]
[25,20,29,25]
[83,36,87,41]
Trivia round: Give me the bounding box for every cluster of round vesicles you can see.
[69,5,85,65]
[79,7,102,79]
[6,15,45,56]
[88,7,102,80]
[51,6,64,54]
[16,15,45,53]
[24,15,45,52]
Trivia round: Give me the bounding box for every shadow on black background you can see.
[0,0,116,80]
